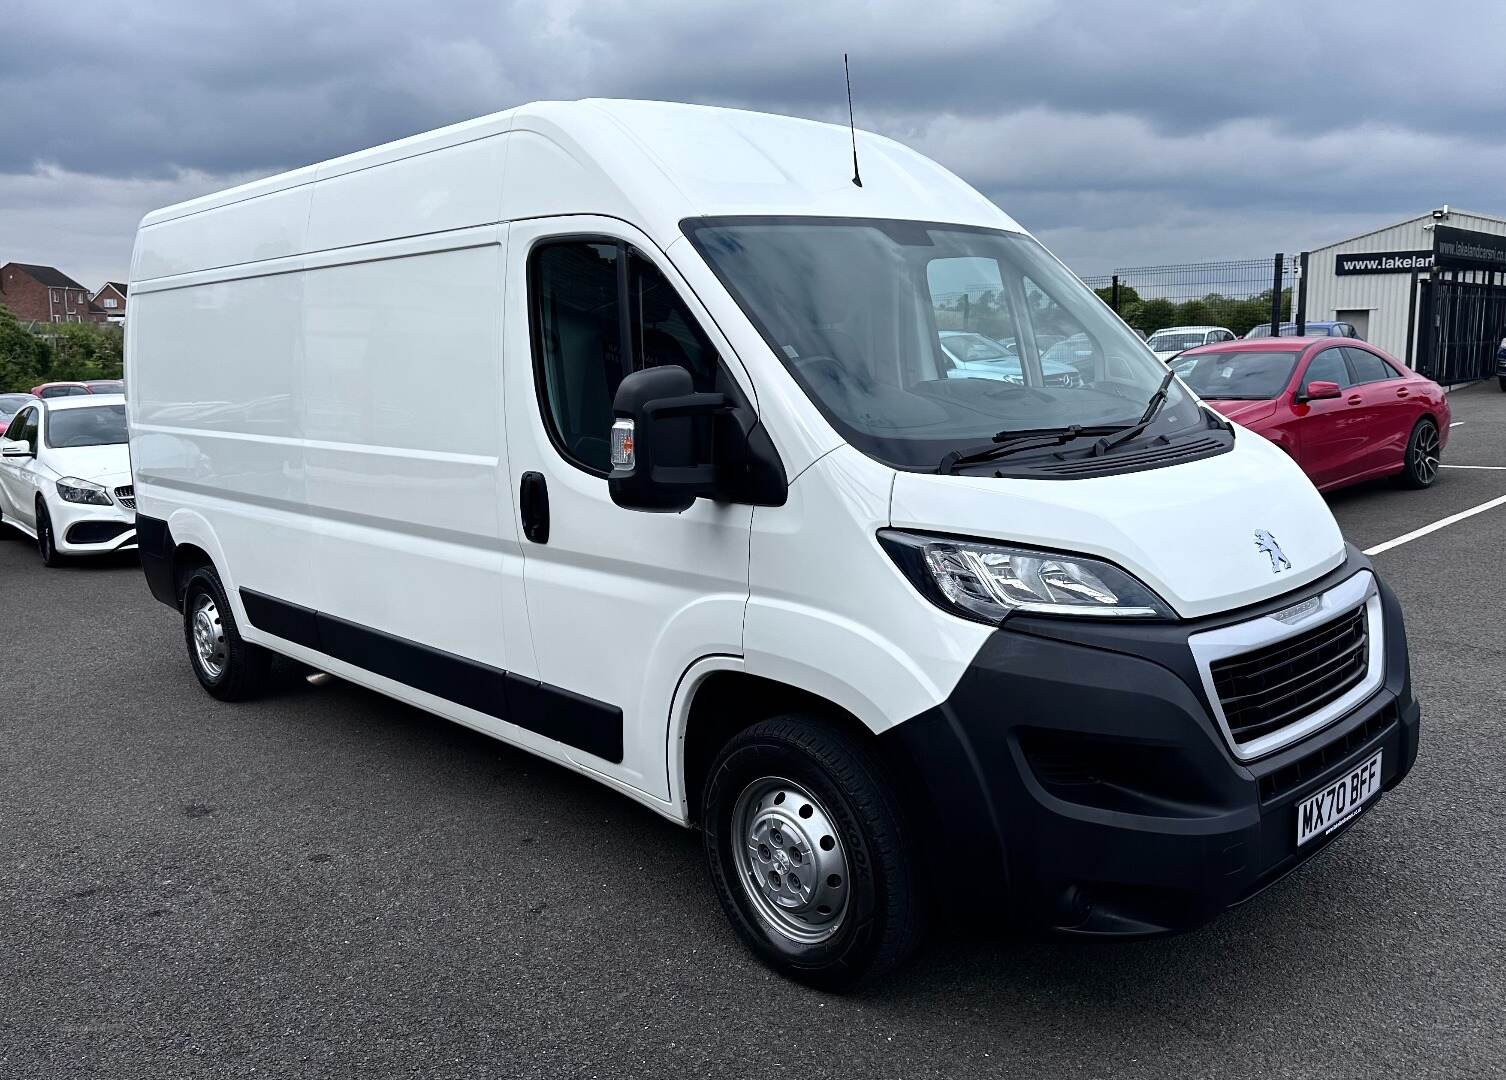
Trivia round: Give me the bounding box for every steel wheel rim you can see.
[731,776,850,945]
[191,594,228,679]
[1413,424,1440,484]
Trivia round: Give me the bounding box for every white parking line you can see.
[1450,421,1465,428]
[1364,494,1506,556]
[1441,464,1506,470]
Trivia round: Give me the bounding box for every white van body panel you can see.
[746,445,994,734]
[891,424,1347,620]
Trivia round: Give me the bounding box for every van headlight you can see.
[879,530,1174,623]
[55,477,113,505]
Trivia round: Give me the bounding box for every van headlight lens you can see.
[879,530,1174,623]
[56,477,113,505]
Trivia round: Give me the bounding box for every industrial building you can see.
[1302,207,1506,381]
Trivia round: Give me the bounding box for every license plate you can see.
[1296,750,1382,846]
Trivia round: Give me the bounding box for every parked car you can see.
[1243,320,1360,340]
[84,379,125,394]
[938,330,1082,386]
[0,392,32,435]
[1174,339,1449,491]
[1145,325,1236,361]
[126,99,1419,987]
[0,394,136,565]
[30,381,94,399]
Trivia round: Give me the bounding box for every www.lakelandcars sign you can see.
[1334,250,1434,276]
[1432,225,1506,271]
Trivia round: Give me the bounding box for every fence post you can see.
[1111,274,1120,313]
[1270,253,1284,337]
[1295,251,1308,335]
[961,293,969,329]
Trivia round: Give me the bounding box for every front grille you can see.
[65,520,133,545]
[114,484,135,510]
[1210,605,1369,748]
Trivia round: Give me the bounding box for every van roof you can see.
[137,99,1019,249]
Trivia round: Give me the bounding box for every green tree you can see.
[40,322,123,383]
[0,307,53,391]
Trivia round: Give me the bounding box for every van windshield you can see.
[685,218,1198,470]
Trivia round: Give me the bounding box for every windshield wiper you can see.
[939,424,1126,474]
[1091,368,1178,455]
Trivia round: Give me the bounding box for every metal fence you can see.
[1415,269,1506,384]
[1080,256,1297,338]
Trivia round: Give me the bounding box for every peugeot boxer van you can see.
[126,100,1419,987]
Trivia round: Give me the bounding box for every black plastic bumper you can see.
[884,548,1419,937]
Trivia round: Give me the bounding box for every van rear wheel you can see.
[701,714,923,989]
[182,564,272,701]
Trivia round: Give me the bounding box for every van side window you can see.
[532,242,625,473]
[628,252,720,391]
[531,240,722,475]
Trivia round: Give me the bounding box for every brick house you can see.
[93,281,128,324]
[0,263,109,324]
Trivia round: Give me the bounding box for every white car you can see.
[1146,325,1236,361]
[0,394,136,565]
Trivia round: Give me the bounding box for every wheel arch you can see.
[671,662,930,830]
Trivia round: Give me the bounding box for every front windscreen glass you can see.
[45,404,128,448]
[686,218,1199,469]
[1175,351,1297,400]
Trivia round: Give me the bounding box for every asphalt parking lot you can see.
[2,382,1504,1080]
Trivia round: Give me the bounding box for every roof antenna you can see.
[844,53,863,188]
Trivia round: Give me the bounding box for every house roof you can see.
[4,262,90,291]
[103,281,128,296]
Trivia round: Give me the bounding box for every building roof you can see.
[1309,209,1506,254]
[100,281,128,296]
[3,262,90,291]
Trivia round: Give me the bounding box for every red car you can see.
[30,381,94,399]
[1173,338,1450,492]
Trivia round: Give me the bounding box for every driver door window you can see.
[531,239,723,475]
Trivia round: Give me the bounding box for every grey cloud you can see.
[2,0,1502,283]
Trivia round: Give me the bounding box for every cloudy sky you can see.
[4,0,1505,290]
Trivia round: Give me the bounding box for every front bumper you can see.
[48,491,137,555]
[884,548,1419,936]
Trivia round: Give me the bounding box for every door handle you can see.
[1395,387,1409,397]
[1346,394,1363,405]
[520,471,550,544]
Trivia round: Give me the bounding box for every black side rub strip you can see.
[239,587,624,764]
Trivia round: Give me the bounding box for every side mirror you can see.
[1303,380,1342,401]
[608,366,728,513]
[1,442,32,458]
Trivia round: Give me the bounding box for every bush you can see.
[0,311,122,391]
[0,306,53,391]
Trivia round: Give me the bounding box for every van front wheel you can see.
[182,565,272,701]
[702,715,923,989]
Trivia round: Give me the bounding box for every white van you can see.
[126,100,1419,987]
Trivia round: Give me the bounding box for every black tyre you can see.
[182,564,273,701]
[36,500,65,567]
[702,714,924,989]
[1498,375,1505,392]
[1397,417,1441,489]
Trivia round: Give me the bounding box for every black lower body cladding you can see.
[885,548,1419,936]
